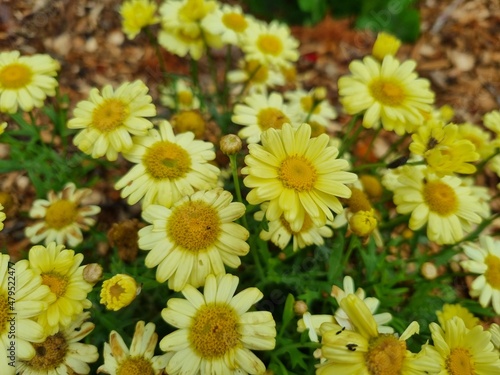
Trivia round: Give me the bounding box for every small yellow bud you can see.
[439,104,455,122]
[100,274,141,311]
[312,87,327,102]
[421,262,438,280]
[83,263,103,284]
[372,32,402,61]
[349,209,377,237]
[220,134,242,155]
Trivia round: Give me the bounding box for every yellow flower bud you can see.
[349,209,377,237]
[100,274,141,311]
[220,134,242,155]
[372,32,401,61]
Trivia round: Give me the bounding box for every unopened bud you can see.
[421,262,438,280]
[349,209,378,237]
[312,87,327,102]
[83,263,103,284]
[294,300,308,316]
[372,32,401,61]
[220,134,242,155]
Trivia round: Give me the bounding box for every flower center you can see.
[222,12,248,32]
[278,155,317,192]
[246,60,268,83]
[41,272,68,297]
[167,201,220,252]
[280,213,313,234]
[171,110,205,138]
[369,79,405,106]
[0,63,32,89]
[189,303,241,358]
[143,141,191,180]
[117,357,155,375]
[365,335,406,375]
[257,108,290,131]
[178,90,194,106]
[91,98,129,133]
[423,180,458,216]
[0,296,8,334]
[300,96,320,114]
[484,254,500,289]
[346,187,372,213]
[45,200,78,229]
[446,347,475,375]
[27,333,68,370]
[257,34,283,56]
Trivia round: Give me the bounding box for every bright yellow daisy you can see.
[25,182,101,247]
[317,294,427,374]
[436,303,480,329]
[426,317,500,374]
[67,80,156,161]
[232,91,297,144]
[114,120,220,209]
[461,235,500,314]
[97,320,172,375]
[0,256,53,373]
[0,51,60,114]
[242,123,357,232]
[28,242,93,335]
[100,274,140,311]
[338,55,434,135]
[119,0,160,40]
[138,188,249,291]
[160,273,276,374]
[392,166,485,245]
[17,312,98,375]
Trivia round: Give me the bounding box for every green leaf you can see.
[282,294,296,329]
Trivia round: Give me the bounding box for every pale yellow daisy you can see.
[115,120,220,209]
[160,273,276,374]
[67,80,156,161]
[97,321,172,375]
[436,303,480,329]
[25,182,101,247]
[232,91,297,144]
[0,51,60,114]
[227,59,285,94]
[392,166,485,245]
[461,235,500,314]
[119,0,160,40]
[27,242,93,335]
[254,202,333,252]
[17,312,99,375]
[240,20,299,68]
[0,256,53,373]
[317,294,427,374]
[425,317,500,374]
[338,55,434,135]
[138,188,249,291]
[242,123,357,232]
[284,88,337,127]
[457,121,495,160]
[160,78,200,111]
[100,274,140,311]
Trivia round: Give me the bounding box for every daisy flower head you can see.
[232,90,297,144]
[160,273,276,374]
[338,55,434,135]
[240,20,299,69]
[67,80,156,161]
[120,0,160,40]
[25,182,101,247]
[284,87,337,127]
[426,317,500,374]
[160,78,200,111]
[115,120,220,209]
[227,58,285,94]
[242,123,357,232]
[318,294,424,375]
[97,321,172,375]
[460,235,500,314]
[138,188,249,291]
[436,303,480,329]
[392,166,485,245]
[28,242,93,335]
[457,121,495,160]
[0,256,53,372]
[100,274,140,311]
[0,51,60,114]
[17,312,98,375]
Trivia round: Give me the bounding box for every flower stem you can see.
[229,153,249,229]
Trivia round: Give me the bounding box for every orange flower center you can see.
[27,333,68,370]
[0,63,32,89]
[484,254,500,290]
[365,335,406,375]
[117,357,155,375]
[369,79,405,106]
[446,347,475,375]
[222,12,248,32]
[423,180,458,216]
[41,272,68,297]
[45,200,78,229]
[257,34,283,56]
[257,108,290,131]
[143,141,191,180]
[279,155,317,192]
[92,98,129,132]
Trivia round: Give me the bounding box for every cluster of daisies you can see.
[0,0,499,373]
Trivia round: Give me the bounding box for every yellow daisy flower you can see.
[241,20,299,68]
[160,273,276,374]
[392,166,485,245]
[119,0,160,40]
[0,203,5,231]
[461,235,500,314]
[67,80,156,161]
[17,312,98,375]
[114,120,220,209]
[426,317,500,374]
[318,294,426,374]
[227,58,285,94]
[160,78,200,111]
[457,121,495,160]
[284,87,337,127]
[138,188,249,291]
[25,182,101,247]
[0,51,60,114]
[242,123,357,232]
[254,202,333,252]
[97,320,172,375]
[28,242,93,335]
[232,91,297,144]
[436,303,480,329]
[338,55,434,135]
[100,274,140,311]
[0,256,53,373]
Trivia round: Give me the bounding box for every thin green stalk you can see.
[341,235,359,269]
[229,153,248,229]
[338,114,361,157]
